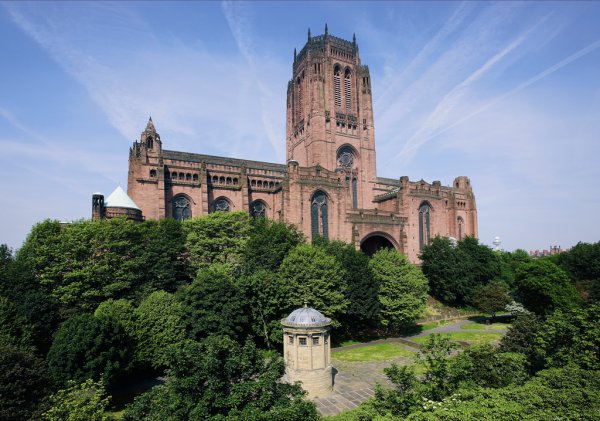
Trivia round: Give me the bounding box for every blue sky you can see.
[1,1,600,252]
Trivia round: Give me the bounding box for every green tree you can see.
[369,249,427,330]
[416,334,458,400]
[496,249,531,289]
[43,378,110,421]
[0,344,50,421]
[278,244,348,327]
[237,269,289,349]
[421,237,501,305]
[134,291,187,368]
[535,303,600,370]
[515,259,580,316]
[242,218,304,273]
[317,239,380,330]
[554,241,600,282]
[178,264,249,341]
[371,365,423,418]
[183,211,253,273]
[449,345,528,389]
[472,281,511,318]
[47,313,133,388]
[122,337,318,420]
[0,296,35,350]
[499,313,544,372]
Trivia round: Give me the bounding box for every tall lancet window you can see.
[311,191,329,241]
[173,195,191,221]
[333,66,341,107]
[344,68,351,111]
[457,217,464,240]
[419,202,431,250]
[296,76,302,122]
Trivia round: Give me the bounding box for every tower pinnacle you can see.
[145,117,155,132]
[325,23,328,36]
[308,27,311,42]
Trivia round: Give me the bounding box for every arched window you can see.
[311,191,329,241]
[172,196,191,221]
[149,169,157,178]
[337,145,355,169]
[457,217,464,241]
[193,174,198,182]
[226,177,232,185]
[352,178,358,209]
[251,179,256,187]
[344,68,351,111]
[419,202,431,250]
[333,66,341,107]
[250,200,266,218]
[213,198,230,212]
[146,136,153,149]
[186,173,191,181]
[219,176,225,184]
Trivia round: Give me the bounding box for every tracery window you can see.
[214,198,230,212]
[344,68,351,111]
[333,66,341,107]
[250,200,266,218]
[311,191,328,241]
[146,136,153,149]
[173,196,191,221]
[419,202,431,250]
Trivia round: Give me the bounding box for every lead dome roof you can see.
[282,307,330,327]
[104,186,141,211]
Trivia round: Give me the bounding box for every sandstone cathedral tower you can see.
[113,27,478,263]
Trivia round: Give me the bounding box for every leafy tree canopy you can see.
[43,378,110,421]
[47,313,133,388]
[0,344,50,421]
[122,336,318,420]
[0,295,35,350]
[317,239,380,330]
[369,249,427,330]
[183,211,253,273]
[278,244,348,327]
[472,281,511,318]
[515,259,580,316]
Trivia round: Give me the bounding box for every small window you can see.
[288,335,294,345]
[193,174,198,182]
[299,337,307,346]
[312,336,320,346]
[149,169,157,178]
[186,173,191,181]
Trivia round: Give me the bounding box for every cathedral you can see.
[102,28,477,263]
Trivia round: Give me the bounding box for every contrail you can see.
[423,38,600,145]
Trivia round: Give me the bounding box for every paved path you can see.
[313,319,508,417]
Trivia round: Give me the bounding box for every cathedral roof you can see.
[282,306,330,328]
[105,186,141,211]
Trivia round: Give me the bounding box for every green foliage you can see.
[237,269,289,348]
[133,291,187,368]
[554,241,600,282]
[242,218,304,273]
[421,237,501,305]
[499,313,544,371]
[404,366,600,420]
[318,239,380,329]
[94,299,136,332]
[47,313,133,388]
[43,378,110,421]
[0,344,50,420]
[371,365,423,417]
[278,244,348,326]
[515,259,580,316]
[16,218,188,317]
[178,264,249,341]
[535,302,600,370]
[122,336,318,420]
[472,281,511,317]
[496,249,531,289]
[416,334,459,400]
[369,249,427,330]
[449,345,528,389]
[183,211,253,273]
[0,295,35,350]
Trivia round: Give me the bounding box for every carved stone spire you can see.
[145,116,155,133]
[307,27,311,42]
[294,48,297,63]
[325,23,328,36]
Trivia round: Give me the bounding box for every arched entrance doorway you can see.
[360,234,396,257]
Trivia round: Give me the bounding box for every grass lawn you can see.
[419,320,452,331]
[411,331,504,347]
[333,342,416,362]
[460,322,511,330]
